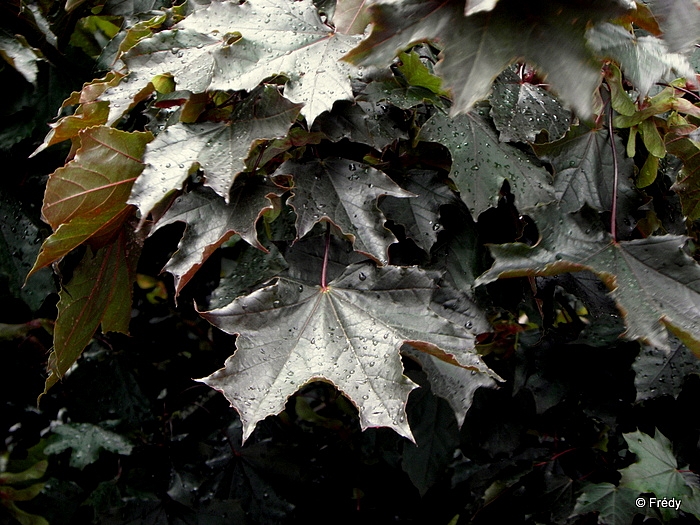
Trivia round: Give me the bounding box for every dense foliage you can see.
[3,0,700,523]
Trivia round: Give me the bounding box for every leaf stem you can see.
[607,95,619,243]
[321,222,330,290]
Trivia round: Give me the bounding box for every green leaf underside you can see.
[532,125,634,214]
[44,423,133,470]
[573,482,640,525]
[477,204,700,352]
[587,22,694,97]
[151,180,283,293]
[275,157,414,264]
[199,261,496,442]
[419,110,554,217]
[489,66,571,144]
[44,228,141,396]
[30,127,151,277]
[345,0,632,117]
[130,86,300,221]
[104,0,360,124]
[619,429,692,510]
[633,340,700,402]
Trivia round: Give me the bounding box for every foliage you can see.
[2,0,700,523]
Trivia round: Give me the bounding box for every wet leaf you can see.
[489,66,571,143]
[633,338,700,401]
[379,169,459,252]
[418,110,554,217]
[105,0,360,124]
[199,256,497,443]
[150,179,284,294]
[665,130,700,220]
[532,125,635,214]
[44,423,133,470]
[333,0,372,35]
[130,86,301,220]
[346,0,632,117]
[477,204,700,354]
[275,157,414,264]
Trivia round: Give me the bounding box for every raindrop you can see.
[358,272,366,281]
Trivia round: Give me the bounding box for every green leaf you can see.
[619,429,690,516]
[29,127,152,278]
[275,157,414,264]
[397,51,445,95]
[150,179,284,293]
[489,66,571,143]
[665,131,700,220]
[572,482,640,525]
[360,76,447,110]
[418,109,554,217]
[43,228,142,397]
[199,256,497,443]
[345,0,632,117]
[44,423,133,470]
[0,461,47,485]
[587,23,694,97]
[379,169,459,252]
[129,86,301,220]
[401,377,459,495]
[477,204,700,353]
[633,339,700,402]
[107,0,361,124]
[532,125,635,214]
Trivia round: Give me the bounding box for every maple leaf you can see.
[633,339,700,402]
[619,429,694,521]
[647,0,700,53]
[489,66,571,143]
[43,227,142,397]
[44,423,133,470]
[572,482,640,525]
[532,125,635,215]
[29,127,152,278]
[129,86,300,221]
[418,109,554,217]
[150,178,283,294]
[476,204,700,354]
[103,0,360,124]
[378,169,460,253]
[587,23,694,97]
[345,0,633,117]
[275,157,414,264]
[332,0,372,35]
[198,255,497,443]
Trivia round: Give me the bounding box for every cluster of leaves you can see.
[3,0,700,522]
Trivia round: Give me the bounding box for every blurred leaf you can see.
[0,30,41,85]
[44,422,133,470]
